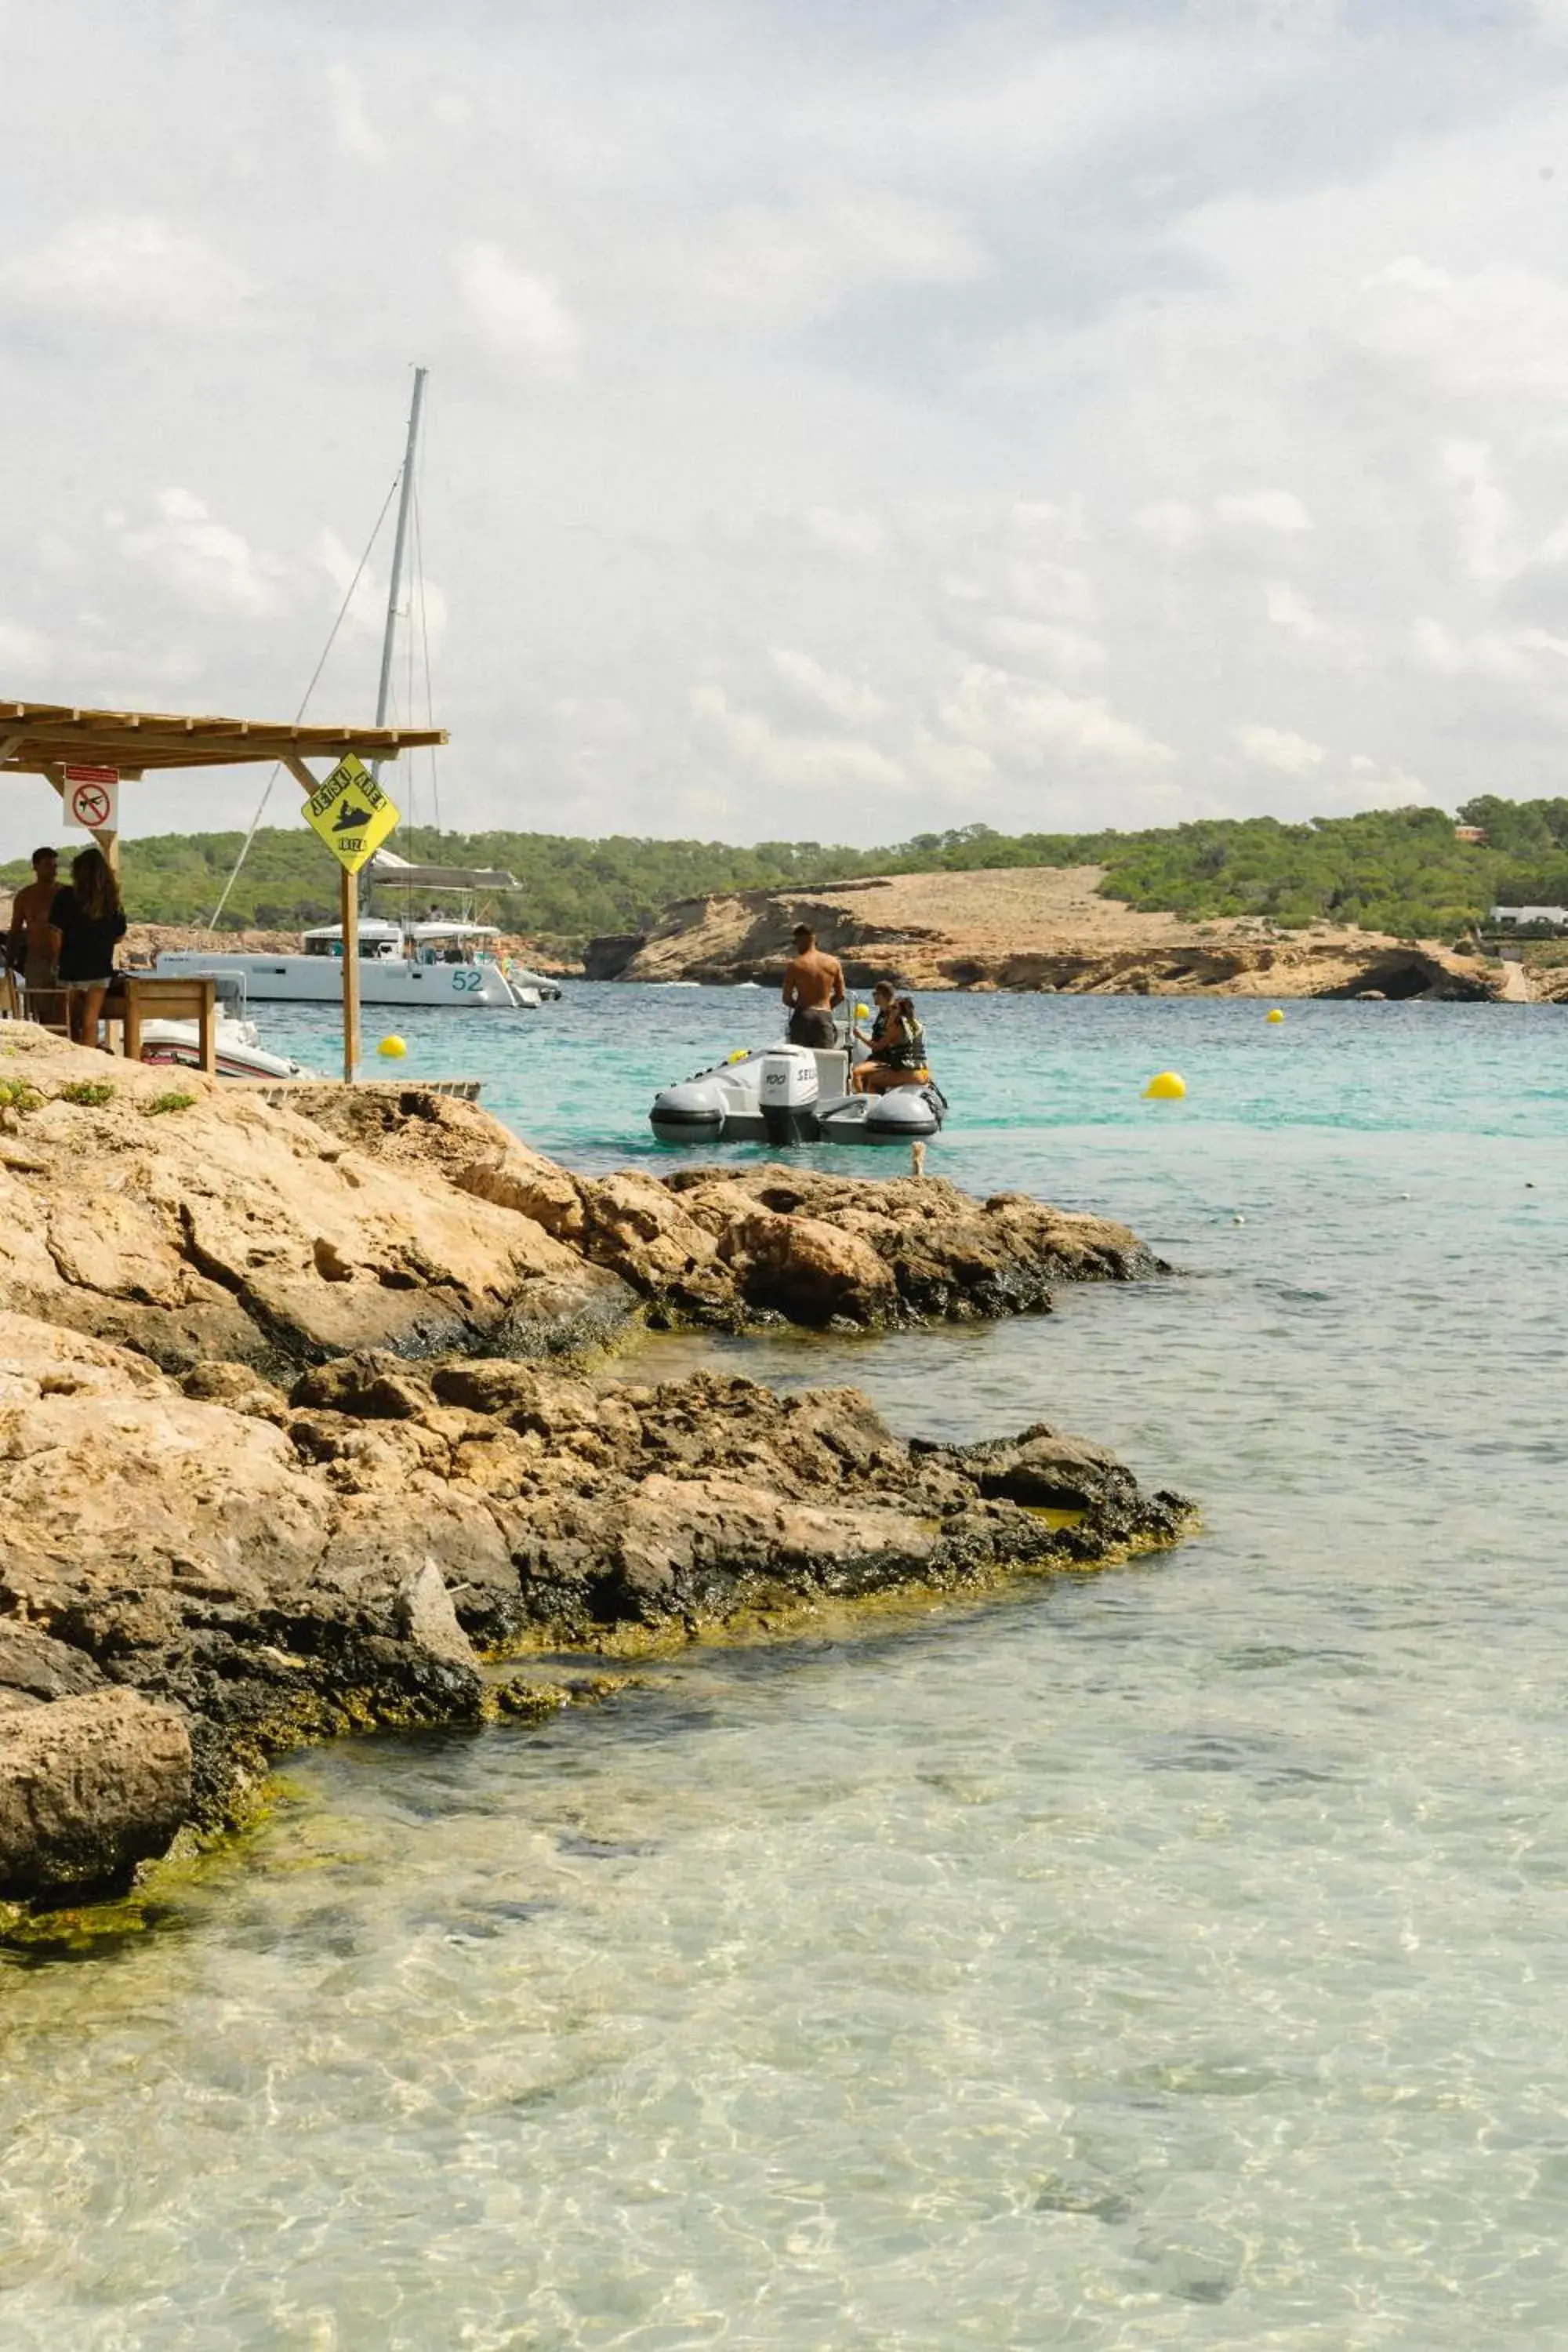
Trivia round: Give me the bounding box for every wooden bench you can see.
[118,976,217,1076]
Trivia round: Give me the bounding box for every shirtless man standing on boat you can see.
[781,924,845,1047]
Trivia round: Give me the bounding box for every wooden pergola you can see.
[2,698,447,1079]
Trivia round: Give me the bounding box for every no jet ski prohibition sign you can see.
[63,764,119,833]
[302,753,399,874]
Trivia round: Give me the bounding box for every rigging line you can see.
[412,473,441,840]
[205,468,404,930]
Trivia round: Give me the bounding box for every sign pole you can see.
[340,865,360,1081]
[285,750,397,1083]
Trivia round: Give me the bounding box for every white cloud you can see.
[804,507,886,561]
[1232,724,1326,775]
[1134,492,1312,555]
[456,243,581,373]
[1356,257,1568,407]
[325,63,386,164]
[1002,555,1097,622]
[1215,490,1314,535]
[939,664,1174,775]
[0,215,256,329]
[108,491,289,619]
[691,684,905,792]
[1439,440,1519,586]
[1133,501,1203,552]
[1410,617,1568,681]
[9,5,1568,850]
[1264,584,1324,639]
[977,617,1108,682]
[312,531,387,638]
[0,621,50,673]
[769,648,884,724]
[1327,754,1429,809]
[680,187,985,329]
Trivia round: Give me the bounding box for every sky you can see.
[6,0,1568,857]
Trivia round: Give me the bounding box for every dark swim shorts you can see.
[788,1007,838,1047]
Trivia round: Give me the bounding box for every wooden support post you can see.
[340,864,360,1083]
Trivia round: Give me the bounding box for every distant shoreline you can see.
[580,866,1507,1004]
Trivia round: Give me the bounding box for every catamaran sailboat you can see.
[156,855,539,1010]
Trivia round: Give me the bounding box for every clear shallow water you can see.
[5,991,1568,2348]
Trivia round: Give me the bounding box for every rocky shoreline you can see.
[586,864,1497,1000]
[0,1028,1192,1915]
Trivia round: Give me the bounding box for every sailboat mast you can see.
[373,366,427,754]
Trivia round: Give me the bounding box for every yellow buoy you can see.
[726,1048,749,1064]
[1266,1007,1285,1024]
[1143,1070,1186,1100]
[378,1035,408,1059]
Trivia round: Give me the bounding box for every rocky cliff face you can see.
[0,1028,1190,1912]
[586,866,1496,1000]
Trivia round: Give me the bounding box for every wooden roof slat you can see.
[0,695,445,778]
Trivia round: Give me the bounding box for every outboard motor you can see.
[758,1047,820,1144]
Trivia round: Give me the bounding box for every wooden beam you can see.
[281,753,318,797]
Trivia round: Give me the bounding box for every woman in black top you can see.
[49,846,126,1047]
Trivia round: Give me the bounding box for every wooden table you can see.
[118,975,217,1075]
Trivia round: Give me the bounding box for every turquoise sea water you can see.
[4,989,1568,2348]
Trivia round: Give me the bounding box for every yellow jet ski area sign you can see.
[303,754,400,874]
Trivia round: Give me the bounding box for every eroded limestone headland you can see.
[0,1028,1192,1912]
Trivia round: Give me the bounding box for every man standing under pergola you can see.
[4,843,60,997]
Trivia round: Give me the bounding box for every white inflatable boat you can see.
[649,1043,946,1147]
[136,1016,318,1082]
[131,971,321,1082]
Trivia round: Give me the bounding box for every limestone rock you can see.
[394,1560,480,1669]
[0,1620,107,1707]
[0,1036,1195,1908]
[663,1165,1162,1320]
[716,1207,898,1325]
[0,1690,192,1897]
[0,1320,1192,1889]
[594,864,1495,1000]
[0,1030,635,1371]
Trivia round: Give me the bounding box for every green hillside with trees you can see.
[6,799,1566,951]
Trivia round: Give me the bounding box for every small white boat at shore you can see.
[136,1014,318,1083]
[127,971,321,1080]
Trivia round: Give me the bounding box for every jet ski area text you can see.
[649,1040,948,1148]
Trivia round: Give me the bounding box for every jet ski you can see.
[649,1042,946,1147]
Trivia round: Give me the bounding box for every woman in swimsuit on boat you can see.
[852,991,927,1095]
